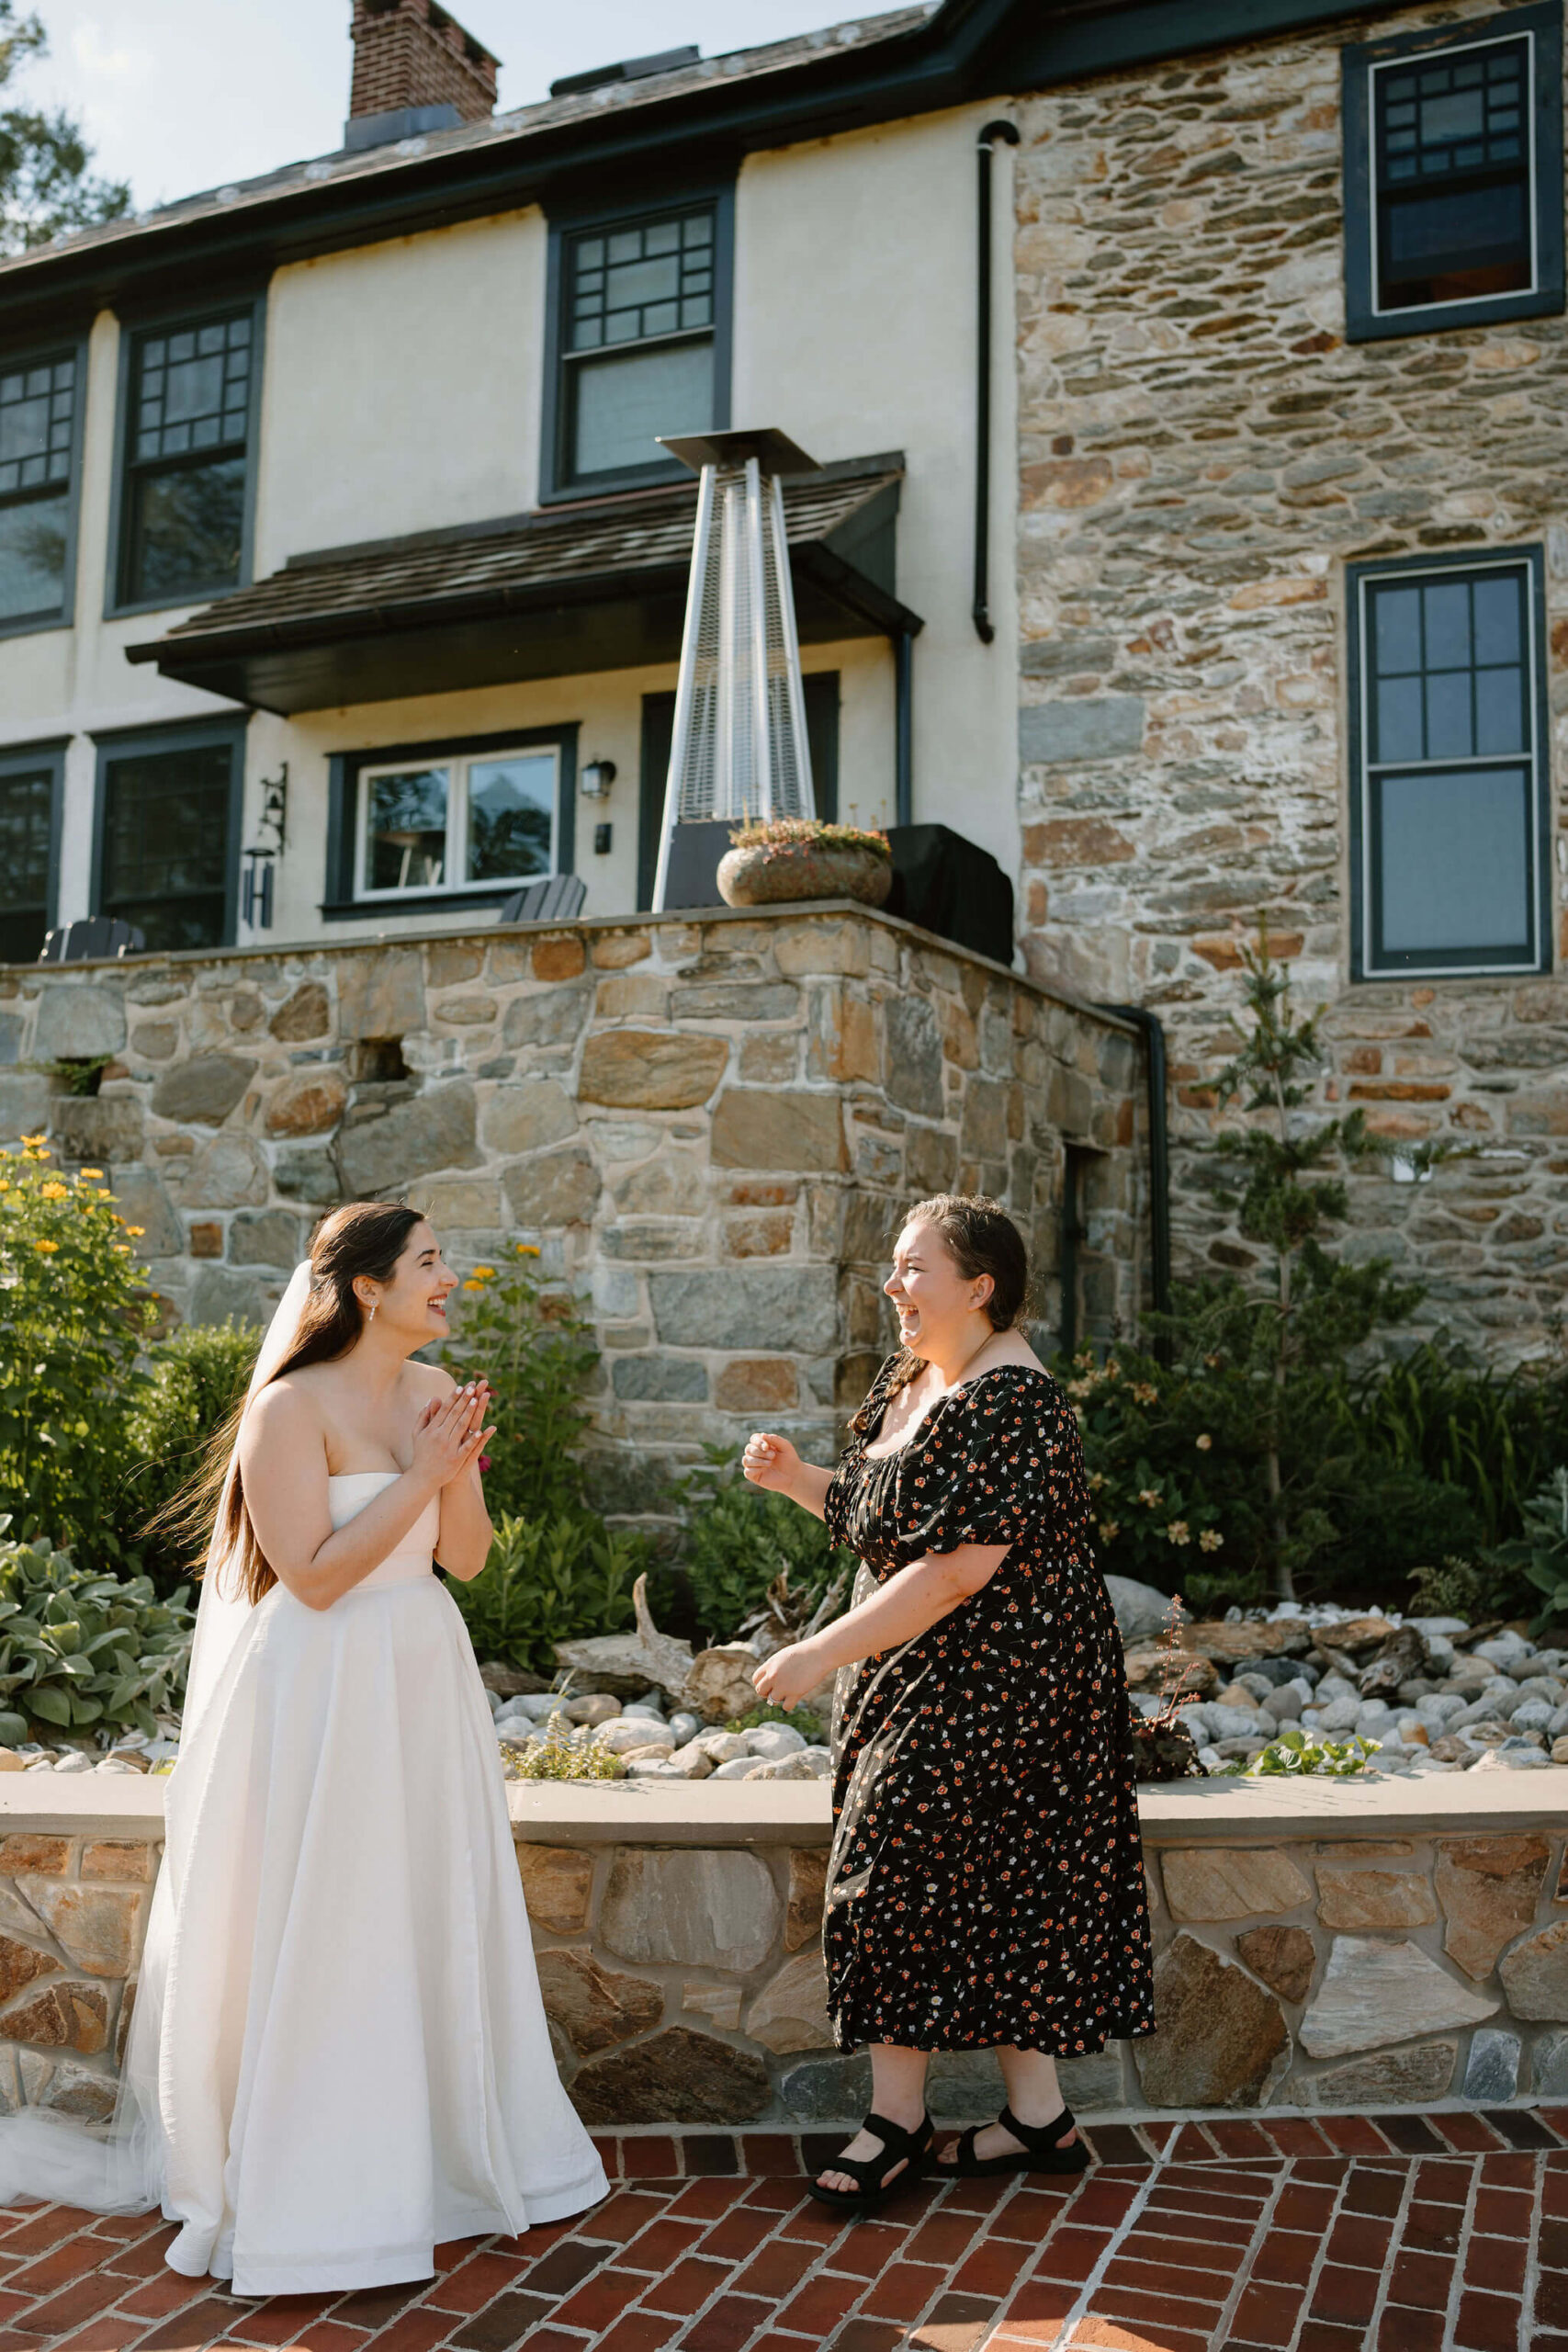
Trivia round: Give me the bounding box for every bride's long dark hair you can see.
[146,1201,426,1605]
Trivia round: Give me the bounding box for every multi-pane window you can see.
[1373,35,1531,311]
[1352,555,1545,977]
[97,735,239,952]
[0,758,59,960]
[355,746,558,899]
[0,352,78,627]
[118,311,255,607]
[1343,9,1564,339]
[558,206,718,486]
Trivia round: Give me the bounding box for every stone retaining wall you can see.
[4,1780,1564,2132]
[1010,0,1568,1360]
[0,906,1142,1518]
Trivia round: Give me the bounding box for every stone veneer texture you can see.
[3,1816,1566,2128]
[0,909,1143,1518]
[1010,0,1568,1359]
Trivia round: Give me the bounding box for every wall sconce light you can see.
[581,758,616,799]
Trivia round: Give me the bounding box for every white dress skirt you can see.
[0,1471,606,2296]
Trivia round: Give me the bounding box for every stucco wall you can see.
[0,906,1141,1514]
[1009,0,1568,1359]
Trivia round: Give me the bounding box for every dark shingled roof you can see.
[127,456,919,713]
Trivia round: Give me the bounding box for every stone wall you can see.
[4,1783,1565,2129]
[1010,0,1568,1359]
[0,906,1143,1515]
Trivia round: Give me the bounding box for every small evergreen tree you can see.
[0,5,130,254]
[1200,932,1428,1600]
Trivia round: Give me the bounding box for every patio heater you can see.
[652,427,819,910]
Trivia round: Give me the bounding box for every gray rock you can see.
[570,2028,771,2127]
[188,1266,267,1329]
[612,1354,708,1403]
[0,1073,52,1141]
[480,1079,578,1156]
[1512,1702,1554,1734]
[337,947,425,1042]
[151,1053,253,1127]
[0,1013,21,1066]
[33,984,125,1061]
[744,1724,807,1758]
[1301,1938,1498,2059]
[1533,2029,1568,2097]
[649,1264,838,1353]
[336,1081,479,1194]
[1474,1635,1533,1670]
[49,1094,143,1161]
[101,1168,182,1258]
[272,1147,341,1203]
[600,1848,780,1973]
[1020,694,1145,763]
[181,1132,269,1208]
[746,1752,818,1781]
[227,1209,304,1270]
[1463,2029,1520,2103]
[502,984,592,1051]
[781,2052,873,2123]
[1105,1575,1174,1644]
[502,1145,600,1228]
[1297,2041,1457,2108]
[883,994,942,1119]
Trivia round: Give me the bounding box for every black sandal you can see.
[807,2109,934,2210]
[939,2100,1089,2177]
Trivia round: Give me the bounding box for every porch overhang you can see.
[126,455,920,716]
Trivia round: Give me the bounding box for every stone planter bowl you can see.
[716,840,893,910]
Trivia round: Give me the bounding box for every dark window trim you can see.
[323,721,579,921]
[0,734,69,952]
[539,180,734,505]
[104,290,267,620]
[89,715,249,950]
[636,671,839,910]
[0,335,88,641]
[1347,542,1550,981]
[1342,5,1565,342]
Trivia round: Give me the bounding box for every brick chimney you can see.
[346,0,499,151]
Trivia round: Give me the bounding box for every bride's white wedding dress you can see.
[0,1467,606,2294]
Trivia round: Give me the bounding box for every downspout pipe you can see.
[973,118,1019,646]
[894,626,913,827]
[1098,1002,1173,1355]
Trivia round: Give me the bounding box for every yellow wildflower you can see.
[462,1279,484,1292]
[79,1168,104,1180]
[1199,1529,1224,1553]
[33,1238,58,1254]
[124,1225,146,1238]
[515,1242,541,1257]
[18,1132,45,1147]
[39,1182,68,1200]
[1167,1521,1191,1545]
[470,1264,496,1279]
[1195,1432,1213,1451]
[113,1243,130,1255]
[96,1189,113,1199]
[1137,1487,1162,1509]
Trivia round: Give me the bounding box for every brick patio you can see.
[0,2108,1562,2352]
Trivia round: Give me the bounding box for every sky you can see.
[26,2,858,212]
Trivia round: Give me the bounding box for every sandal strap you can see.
[822,2110,931,2193]
[998,2101,1077,2154]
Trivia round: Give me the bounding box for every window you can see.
[0,743,64,960]
[1348,549,1548,978]
[324,728,579,917]
[115,304,262,610]
[0,348,83,631]
[1343,7,1564,339]
[93,724,244,952]
[544,192,732,498]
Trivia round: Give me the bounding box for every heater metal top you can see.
[657,428,820,477]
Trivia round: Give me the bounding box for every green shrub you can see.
[439,1248,600,1521]
[0,1517,195,1745]
[0,1138,156,1562]
[678,1447,856,1645]
[1487,1467,1568,1634]
[119,1321,259,1586]
[445,1509,645,1675]
[1224,1726,1380,1778]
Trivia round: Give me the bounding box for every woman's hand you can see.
[412,1381,495,1491]
[752,1639,827,1712]
[742,1430,803,1496]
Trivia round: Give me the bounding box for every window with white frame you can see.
[354,744,559,899]
[1348,550,1548,978]
[1342,6,1564,340]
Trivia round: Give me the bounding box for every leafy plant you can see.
[119,1320,259,1587]
[440,1249,600,1522]
[726,1700,825,1743]
[0,1517,195,1745]
[23,1056,115,1097]
[1224,1725,1380,1778]
[1487,1467,1568,1635]
[728,818,889,858]
[445,1509,645,1676]
[678,1446,857,1645]
[504,1713,624,1781]
[0,1138,157,1563]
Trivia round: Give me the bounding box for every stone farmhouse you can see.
[0,0,1562,1475]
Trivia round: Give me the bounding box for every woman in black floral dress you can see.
[746,1194,1154,2209]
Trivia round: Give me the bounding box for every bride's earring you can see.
[367,1299,377,1324]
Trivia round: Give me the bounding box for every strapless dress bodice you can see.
[327,1471,439,1591]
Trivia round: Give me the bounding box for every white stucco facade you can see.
[1,96,1019,956]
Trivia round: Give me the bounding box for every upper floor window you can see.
[1348,548,1548,979]
[114,303,262,611]
[1343,6,1564,340]
[0,349,82,632]
[544,192,732,498]
[93,722,244,952]
[324,726,579,919]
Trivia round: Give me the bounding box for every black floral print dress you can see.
[820,1358,1155,2057]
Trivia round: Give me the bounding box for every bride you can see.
[0,1200,607,2292]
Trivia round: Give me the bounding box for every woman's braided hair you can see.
[850,1193,1031,1434]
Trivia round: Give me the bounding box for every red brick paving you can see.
[0,2109,1563,2349]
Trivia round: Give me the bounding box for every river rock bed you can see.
[488,1685,834,1782]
